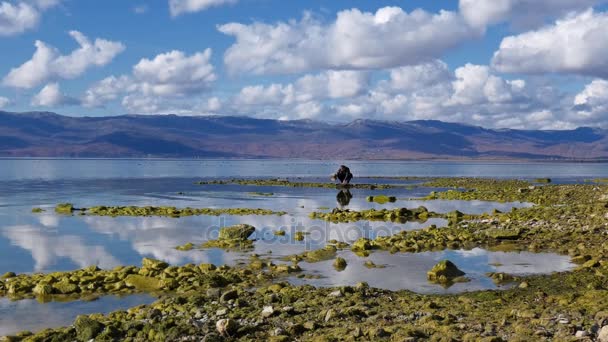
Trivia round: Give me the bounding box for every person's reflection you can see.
[336,189,353,208]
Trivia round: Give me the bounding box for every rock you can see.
[216,319,238,337]
[262,305,275,318]
[599,326,608,342]
[303,321,318,330]
[486,228,521,240]
[352,238,372,251]
[1,272,16,279]
[427,260,465,284]
[206,288,221,299]
[124,275,164,292]
[53,279,79,294]
[74,315,104,341]
[220,289,238,302]
[535,178,552,183]
[518,281,529,289]
[216,308,228,316]
[366,195,397,204]
[575,330,589,337]
[324,309,335,322]
[328,290,343,298]
[55,203,74,214]
[333,257,347,270]
[33,283,53,296]
[141,258,169,270]
[218,224,256,241]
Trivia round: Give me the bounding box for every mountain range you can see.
[0,111,606,160]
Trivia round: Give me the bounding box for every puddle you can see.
[289,248,575,294]
[0,294,155,336]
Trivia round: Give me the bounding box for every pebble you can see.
[261,305,275,318]
[598,326,608,342]
[328,290,343,297]
[575,330,589,337]
[216,308,228,316]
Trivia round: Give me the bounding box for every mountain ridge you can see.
[0,111,606,160]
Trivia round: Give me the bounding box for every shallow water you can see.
[0,159,600,335]
[290,249,574,294]
[0,294,155,336]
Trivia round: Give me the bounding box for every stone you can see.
[221,289,238,302]
[53,279,79,294]
[599,326,608,342]
[333,257,347,270]
[33,283,53,296]
[324,309,335,322]
[74,315,104,341]
[262,305,275,318]
[141,258,169,270]
[216,319,238,337]
[55,203,74,214]
[1,272,16,279]
[124,275,164,292]
[328,290,343,298]
[352,238,372,251]
[427,260,465,283]
[216,308,228,316]
[218,224,256,241]
[575,330,589,337]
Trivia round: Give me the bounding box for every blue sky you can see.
[0,0,607,129]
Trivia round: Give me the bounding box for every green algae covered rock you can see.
[175,242,194,251]
[33,283,53,296]
[535,178,552,183]
[53,279,79,294]
[142,258,169,270]
[74,315,104,341]
[124,275,165,292]
[427,260,465,284]
[352,238,373,251]
[55,203,74,214]
[366,195,397,204]
[31,207,45,213]
[218,224,256,241]
[486,228,521,240]
[333,257,347,271]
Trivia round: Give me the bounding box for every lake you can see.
[0,158,605,336]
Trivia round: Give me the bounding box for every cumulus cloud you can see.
[459,0,604,30]
[3,30,125,89]
[31,82,78,107]
[571,80,608,125]
[0,0,61,36]
[83,49,216,113]
[0,96,10,108]
[219,7,478,75]
[492,10,608,78]
[232,70,369,119]
[0,2,38,36]
[169,0,237,17]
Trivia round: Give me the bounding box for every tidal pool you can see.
[0,294,155,336]
[289,248,575,294]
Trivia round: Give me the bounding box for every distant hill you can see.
[0,111,606,160]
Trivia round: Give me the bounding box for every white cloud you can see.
[219,7,478,75]
[133,49,216,96]
[390,60,451,91]
[233,70,369,116]
[169,0,237,17]
[0,96,10,108]
[571,80,608,125]
[492,10,608,78]
[83,49,216,113]
[0,2,39,36]
[31,82,78,107]
[459,0,604,30]
[3,30,125,89]
[0,0,61,36]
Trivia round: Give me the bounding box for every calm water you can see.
[1,159,602,335]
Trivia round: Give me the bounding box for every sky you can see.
[0,0,608,130]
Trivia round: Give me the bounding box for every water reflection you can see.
[0,294,155,336]
[336,189,352,208]
[291,249,574,294]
